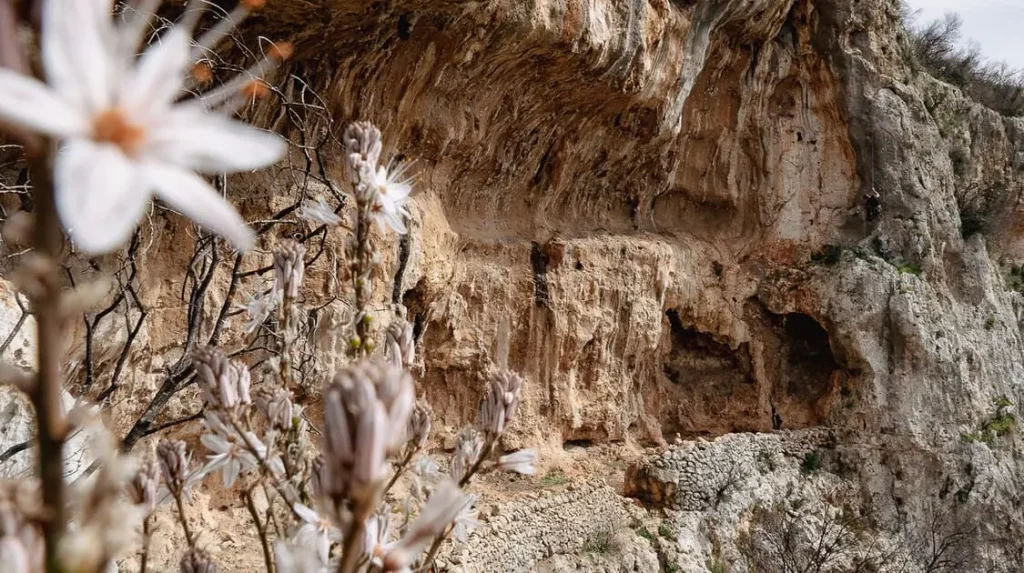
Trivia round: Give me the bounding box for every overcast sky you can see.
[904,0,1024,70]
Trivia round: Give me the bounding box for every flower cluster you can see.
[386,316,416,369]
[322,361,415,511]
[0,0,551,566]
[273,240,307,302]
[343,123,413,235]
[194,346,252,410]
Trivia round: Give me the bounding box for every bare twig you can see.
[243,488,275,573]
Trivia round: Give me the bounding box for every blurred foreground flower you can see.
[0,0,287,254]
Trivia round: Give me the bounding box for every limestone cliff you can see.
[3,0,1024,570]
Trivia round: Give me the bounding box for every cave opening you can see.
[777,312,839,404]
[659,309,758,437]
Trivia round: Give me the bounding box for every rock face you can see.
[260,0,1024,449]
[5,0,1024,570]
[266,0,1024,568]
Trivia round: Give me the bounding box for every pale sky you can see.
[905,0,1024,70]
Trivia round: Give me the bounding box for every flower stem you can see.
[173,489,195,547]
[140,515,152,573]
[338,508,368,573]
[279,291,294,389]
[351,196,373,356]
[28,149,69,573]
[382,446,417,498]
[244,488,275,573]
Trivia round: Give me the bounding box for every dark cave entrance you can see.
[658,309,759,437]
[656,307,843,439]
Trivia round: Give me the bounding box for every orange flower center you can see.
[93,109,145,155]
[242,79,270,100]
[192,63,214,86]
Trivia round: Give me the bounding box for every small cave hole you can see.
[397,13,414,40]
[530,242,550,307]
[767,312,842,423]
[401,279,429,343]
[563,439,594,450]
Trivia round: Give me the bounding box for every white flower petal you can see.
[148,110,287,174]
[144,162,255,250]
[42,0,115,111]
[200,433,230,454]
[0,69,86,137]
[375,209,407,235]
[224,458,240,487]
[122,27,189,118]
[294,503,319,525]
[55,139,148,254]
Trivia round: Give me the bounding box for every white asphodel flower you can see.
[451,493,482,542]
[274,539,322,573]
[369,162,413,234]
[0,0,287,254]
[299,198,341,226]
[495,448,537,476]
[293,503,342,564]
[200,432,259,487]
[242,290,275,334]
[363,511,396,568]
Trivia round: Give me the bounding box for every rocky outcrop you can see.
[624,429,831,510]
[440,482,655,572]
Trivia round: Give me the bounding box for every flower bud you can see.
[127,457,160,510]
[385,317,415,368]
[323,361,415,507]
[157,439,190,495]
[180,547,217,573]
[255,387,296,431]
[193,347,251,410]
[450,428,483,484]
[342,122,383,183]
[0,537,30,573]
[407,402,432,451]
[478,370,523,438]
[273,240,306,299]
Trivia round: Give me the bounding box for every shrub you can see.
[894,260,923,276]
[801,451,823,474]
[541,467,569,487]
[956,182,1020,238]
[811,244,843,266]
[582,525,616,554]
[904,8,1024,117]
